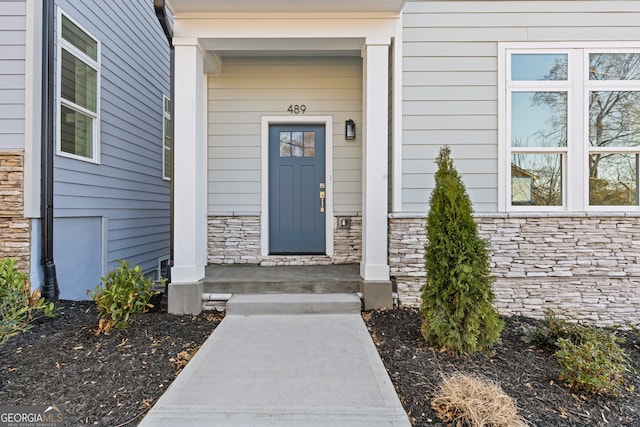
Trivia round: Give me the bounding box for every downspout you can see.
[40,0,59,300]
[154,0,174,284]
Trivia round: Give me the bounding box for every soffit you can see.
[167,0,406,14]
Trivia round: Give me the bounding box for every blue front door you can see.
[269,125,326,254]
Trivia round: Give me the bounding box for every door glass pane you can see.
[279,132,291,157]
[62,15,98,60]
[512,92,567,147]
[589,53,640,80]
[589,153,639,206]
[511,153,562,206]
[511,54,568,81]
[61,49,97,112]
[589,91,640,147]
[304,132,315,157]
[279,130,316,157]
[60,105,93,158]
[292,132,304,157]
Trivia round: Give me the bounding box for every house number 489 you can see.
[287,104,306,114]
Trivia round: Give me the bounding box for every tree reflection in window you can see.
[280,131,315,157]
[511,154,562,206]
[588,53,640,205]
[509,51,640,207]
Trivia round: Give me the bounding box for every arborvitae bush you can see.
[420,146,503,355]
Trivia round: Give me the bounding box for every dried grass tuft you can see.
[431,372,528,427]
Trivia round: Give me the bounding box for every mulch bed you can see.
[1,301,639,426]
[363,308,640,427]
[0,300,223,426]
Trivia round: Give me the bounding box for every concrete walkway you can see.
[139,295,411,426]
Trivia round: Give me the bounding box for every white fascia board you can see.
[174,15,398,42]
[167,0,407,14]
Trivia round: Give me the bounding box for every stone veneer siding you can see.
[389,213,640,327]
[0,152,30,271]
[208,214,362,265]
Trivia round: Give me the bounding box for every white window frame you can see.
[499,42,640,212]
[162,95,171,180]
[56,9,101,163]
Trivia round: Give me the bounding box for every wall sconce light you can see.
[345,119,356,140]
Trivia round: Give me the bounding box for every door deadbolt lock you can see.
[320,191,326,213]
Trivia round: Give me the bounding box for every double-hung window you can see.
[58,12,100,162]
[502,44,640,211]
[162,95,171,180]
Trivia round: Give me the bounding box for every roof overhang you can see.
[166,0,407,14]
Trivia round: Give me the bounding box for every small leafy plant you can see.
[91,259,159,334]
[0,258,57,345]
[527,310,633,395]
[556,336,631,396]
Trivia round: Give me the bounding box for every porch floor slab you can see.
[138,311,411,426]
[204,264,361,294]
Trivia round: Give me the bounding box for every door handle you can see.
[320,191,325,213]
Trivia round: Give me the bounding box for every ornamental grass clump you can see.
[420,146,503,355]
[0,258,57,345]
[91,259,159,334]
[431,372,528,427]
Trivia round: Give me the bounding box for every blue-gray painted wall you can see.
[0,1,26,150]
[53,0,170,298]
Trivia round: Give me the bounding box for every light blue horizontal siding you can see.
[0,1,26,149]
[54,0,170,278]
[401,0,640,213]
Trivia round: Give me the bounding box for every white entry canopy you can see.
[167,0,407,14]
[167,0,402,312]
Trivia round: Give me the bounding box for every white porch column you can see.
[169,39,207,314]
[361,42,391,285]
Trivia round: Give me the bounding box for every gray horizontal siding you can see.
[401,0,640,213]
[0,1,25,149]
[54,0,170,276]
[208,56,363,214]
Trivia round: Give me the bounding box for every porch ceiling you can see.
[200,38,364,58]
[167,0,407,14]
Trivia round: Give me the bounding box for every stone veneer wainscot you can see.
[389,212,640,327]
[0,152,30,271]
[208,214,362,265]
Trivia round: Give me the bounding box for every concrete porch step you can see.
[226,293,362,315]
[203,264,361,295]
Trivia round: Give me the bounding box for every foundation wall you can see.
[0,152,30,272]
[389,213,640,327]
[207,214,362,266]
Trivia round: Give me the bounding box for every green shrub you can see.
[528,310,633,395]
[0,258,57,345]
[556,336,631,396]
[521,309,585,347]
[90,260,159,334]
[420,146,504,355]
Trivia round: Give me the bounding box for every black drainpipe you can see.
[41,0,59,300]
[154,0,174,284]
